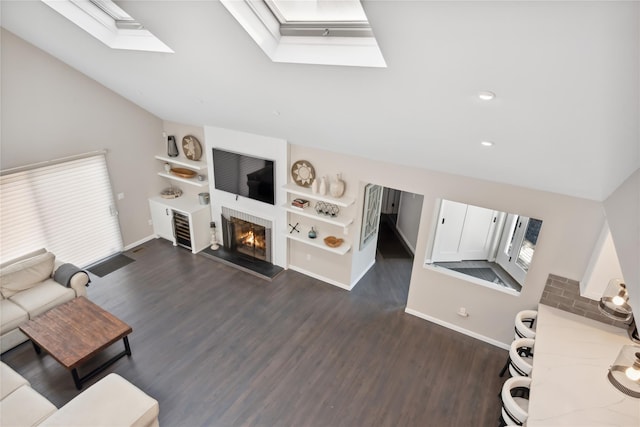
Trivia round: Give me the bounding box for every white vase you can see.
[330,173,345,198]
[311,178,319,194]
[319,176,327,196]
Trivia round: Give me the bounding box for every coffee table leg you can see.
[124,336,132,356]
[72,369,82,390]
[31,341,42,355]
[69,336,132,390]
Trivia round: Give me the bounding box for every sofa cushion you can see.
[0,362,29,400]
[0,252,55,298]
[0,299,28,335]
[9,280,75,318]
[39,373,160,427]
[0,383,57,427]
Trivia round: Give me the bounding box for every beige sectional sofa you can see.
[0,361,159,426]
[0,249,90,353]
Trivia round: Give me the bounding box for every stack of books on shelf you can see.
[291,198,309,209]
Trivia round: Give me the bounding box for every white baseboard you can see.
[288,265,353,291]
[395,227,415,255]
[124,235,156,252]
[404,307,510,350]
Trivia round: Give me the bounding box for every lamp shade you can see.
[599,279,633,322]
[608,345,640,398]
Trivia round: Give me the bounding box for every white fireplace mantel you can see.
[204,126,288,268]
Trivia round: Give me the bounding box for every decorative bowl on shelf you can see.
[160,187,182,199]
[170,167,197,178]
[324,236,344,248]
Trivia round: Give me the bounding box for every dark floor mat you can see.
[448,267,505,286]
[87,254,134,277]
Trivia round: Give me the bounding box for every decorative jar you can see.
[330,174,345,198]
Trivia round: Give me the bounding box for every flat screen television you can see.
[212,148,275,205]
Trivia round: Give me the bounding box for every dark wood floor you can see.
[1,238,506,426]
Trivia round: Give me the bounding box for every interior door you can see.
[496,215,540,285]
[431,200,467,262]
[458,205,498,260]
[431,200,498,262]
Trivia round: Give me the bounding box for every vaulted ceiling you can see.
[2,1,639,201]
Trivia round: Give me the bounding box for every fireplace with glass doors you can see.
[222,216,271,263]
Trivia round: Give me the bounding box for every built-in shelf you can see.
[158,172,208,188]
[156,154,208,187]
[285,232,351,255]
[282,204,353,227]
[283,182,354,255]
[282,183,355,207]
[155,154,208,171]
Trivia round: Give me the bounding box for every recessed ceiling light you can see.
[481,141,494,147]
[478,91,496,101]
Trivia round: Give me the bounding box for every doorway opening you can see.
[377,188,415,261]
[354,186,423,309]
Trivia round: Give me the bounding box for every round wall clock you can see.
[182,135,202,161]
[291,160,315,187]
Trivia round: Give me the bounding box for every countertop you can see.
[528,304,639,426]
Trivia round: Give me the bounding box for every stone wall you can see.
[539,274,627,328]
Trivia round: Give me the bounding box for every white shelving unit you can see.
[155,154,208,170]
[283,183,354,255]
[155,154,208,188]
[284,232,351,255]
[282,183,355,207]
[281,204,353,227]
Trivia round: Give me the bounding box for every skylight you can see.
[264,0,372,38]
[266,0,367,22]
[41,0,173,53]
[221,0,386,67]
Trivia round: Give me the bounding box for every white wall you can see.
[1,29,163,249]
[397,192,423,253]
[409,179,603,346]
[203,126,287,268]
[603,169,640,315]
[351,183,378,287]
[581,222,624,300]
[289,144,604,346]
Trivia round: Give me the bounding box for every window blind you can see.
[0,153,123,267]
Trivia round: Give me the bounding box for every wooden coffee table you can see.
[19,297,132,390]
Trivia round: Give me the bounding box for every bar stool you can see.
[499,338,535,378]
[499,309,537,377]
[514,310,537,339]
[500,376,532,426]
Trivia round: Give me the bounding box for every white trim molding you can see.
[404,307,510,350]
[289,265,354,291]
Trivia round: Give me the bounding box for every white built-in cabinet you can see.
[282,183,355,255]
[148,196,211,254]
